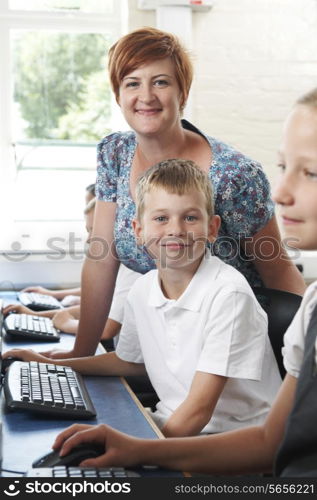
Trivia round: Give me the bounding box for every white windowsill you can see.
[0,252,83,290]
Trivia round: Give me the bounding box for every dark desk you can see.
[0,317,183,477]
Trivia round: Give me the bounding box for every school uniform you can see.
[116,253,281,433]
[275,282,317,477]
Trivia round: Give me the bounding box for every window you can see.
[0,0,127,255]
[9,0,115,13]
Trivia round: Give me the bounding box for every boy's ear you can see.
[132,218,144,245]
[208,215,221,243]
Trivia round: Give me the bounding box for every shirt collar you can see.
[148,253,222,312]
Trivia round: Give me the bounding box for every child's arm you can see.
[161,371,227,437]
[101,318,121,340]
[52,374,297,475]
[53,306,80,335]
[22,285,81,300]
[52,309,80,335]
[3,303,56,318]
[52,307,122,340]
[2,349,147,377]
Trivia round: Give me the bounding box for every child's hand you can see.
[3,303,34,316]
[22,285,55,296]
[61,295,81,307]
[3,348,51,364]
[52,423,142,469]
[53,310,78,335]
[39,348,76,360]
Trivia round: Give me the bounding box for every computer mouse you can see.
[32,444,105,468]
[1,356,23,374]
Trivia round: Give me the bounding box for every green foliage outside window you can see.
[13,32,112,141]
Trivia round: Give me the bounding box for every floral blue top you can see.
[96,120,274,288]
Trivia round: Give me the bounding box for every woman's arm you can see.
[242,216,306,295]
[73,200,120,357]
[42,200,120,359]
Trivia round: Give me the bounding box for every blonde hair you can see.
[108,27,193,109]
[84,197,96,215]
[296,87,317,107]
[135,159,214,220]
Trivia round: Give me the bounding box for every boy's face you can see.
[133,186,220,272]
[273,104,317,250]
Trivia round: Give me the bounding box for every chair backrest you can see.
[252,287,303,379]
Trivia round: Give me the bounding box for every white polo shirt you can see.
[283,280,317,377]
[116,254,282,433]
[109,264,141,324]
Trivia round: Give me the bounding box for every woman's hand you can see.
[52,423,143,468]
[3,304,34,316]
[3,348,52,364]
[242,216,306,295]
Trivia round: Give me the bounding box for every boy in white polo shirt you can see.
[5,159,281,437]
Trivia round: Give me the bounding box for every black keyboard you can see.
[18,292,62,311]
[4,361,96,418]
[4,313,60,341]
[26,466,140,477]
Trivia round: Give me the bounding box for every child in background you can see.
[49,198,140,346]
[14,183,97,307]
[52,257,141,348]
[4,159,281,438]
[2,197,96,316]
[3,196,141,347]
[85,183,96,204]
[40,87,317,477]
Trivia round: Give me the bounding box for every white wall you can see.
[128,0,317,183]
[192,0,317,187]
[2,0,316,288]
[126,0,317,281]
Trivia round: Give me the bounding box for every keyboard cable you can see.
[0,468,26,476]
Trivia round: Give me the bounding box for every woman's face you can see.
[118,57,182,138]
[273,104,317,250]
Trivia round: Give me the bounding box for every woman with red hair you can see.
[44,27,305,360]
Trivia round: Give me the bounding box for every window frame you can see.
[0,0,127,254]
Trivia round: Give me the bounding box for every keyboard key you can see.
[18,292,62,311]
[4,314,60,342]
[25,466,141,477]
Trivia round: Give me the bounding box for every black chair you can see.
[252,287,303,379]
[125,374,159,411]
